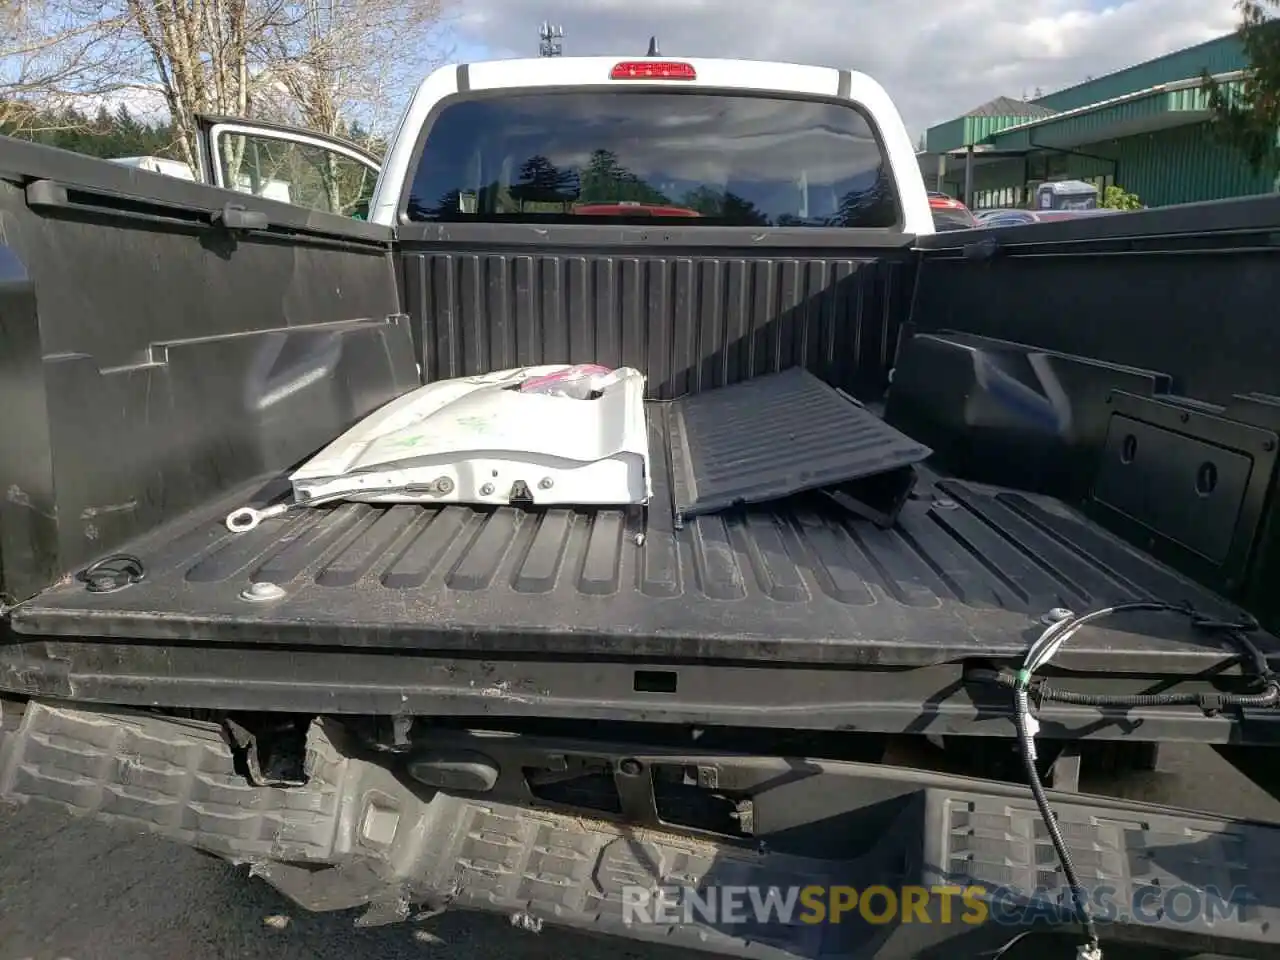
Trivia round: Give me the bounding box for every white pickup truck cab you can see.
[187,56,935,234]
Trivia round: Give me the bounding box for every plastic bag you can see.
[518,364,615,400]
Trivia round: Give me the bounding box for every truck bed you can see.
[9,405,1268,676]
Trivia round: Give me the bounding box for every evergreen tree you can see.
[578,149,669,205]
[511,154,579,204]
[834,171,897,227]
[346,120,389,159]
[0,102,179,161]
[114,105,144,153]
[410,187,461,219]
[680,185,725,216]
[720,190,769,225]
[680,185,769,224]
[578,149,624,201]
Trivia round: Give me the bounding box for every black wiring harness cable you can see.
[968,600,1279,960]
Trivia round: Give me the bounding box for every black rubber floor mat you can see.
[666,367,933,527]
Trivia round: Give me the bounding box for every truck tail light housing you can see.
[610,61,697,81]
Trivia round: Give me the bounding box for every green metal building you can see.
[917,34,1275,209]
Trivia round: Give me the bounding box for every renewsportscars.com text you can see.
[621,883,1245,928]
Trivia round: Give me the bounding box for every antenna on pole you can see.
[539,22,564,57]
[646,36,659,56]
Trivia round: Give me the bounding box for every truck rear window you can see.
[404,91,900,228]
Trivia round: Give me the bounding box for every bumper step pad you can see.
[2,700,1278,958]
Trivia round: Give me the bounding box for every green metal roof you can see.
[924,96,1054,152]
[1031,34,1246,113]
[982,72,1246,152]
[925,113,1047,153]
[964,96,1055,119]
[921,33,1248,156]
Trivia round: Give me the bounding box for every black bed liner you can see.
[9,404,1273,671]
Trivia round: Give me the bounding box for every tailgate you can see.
[6,402,1261,670]
[2,700,1277,959]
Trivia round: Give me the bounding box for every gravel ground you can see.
[0,743,1276,960]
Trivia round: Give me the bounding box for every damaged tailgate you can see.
[5,401,1265,670]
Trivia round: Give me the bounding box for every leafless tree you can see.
[247,0,450,210]
[255,0,450,138]
[113,0,279,171]
[22,0,276,168]
[0,0,132,132]
[4,0,449,170]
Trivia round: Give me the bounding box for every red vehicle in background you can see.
[927,191,977,231]
[573,201,703,217]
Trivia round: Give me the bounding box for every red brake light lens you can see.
[610,61,697,81]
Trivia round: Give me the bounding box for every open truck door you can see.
[193,113,382,219]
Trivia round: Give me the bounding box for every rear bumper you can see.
[2,699,1277,959]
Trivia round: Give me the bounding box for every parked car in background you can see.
[974,207,1123,228]
[1033,178,1100,211]
[928,191,977,231]
[108,155,197,181]
[109,153,295,205]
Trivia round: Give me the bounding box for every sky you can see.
[439,0,1243,137]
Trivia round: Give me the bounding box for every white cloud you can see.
[451,0,1241,135]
